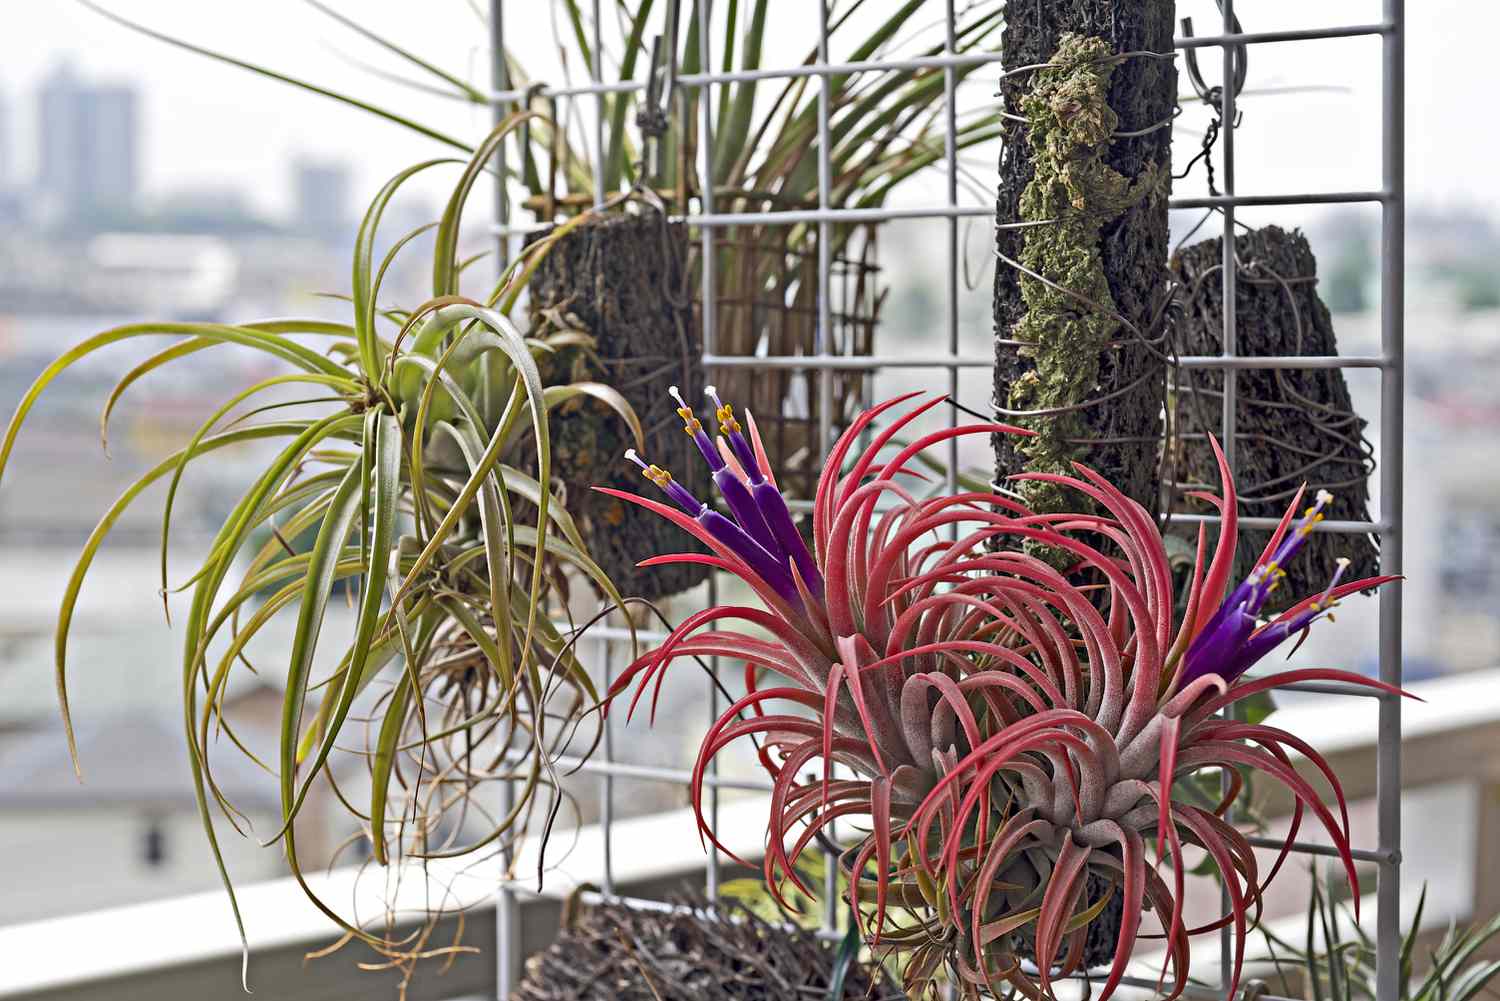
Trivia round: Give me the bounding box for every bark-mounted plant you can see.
[1169,225,1381,612]
[512,892,898,1000]
[597,392,1409,999]
[0,118,643,986]
[79,0,1003,516]
[524,0,1001,500]
[523,211,711,601]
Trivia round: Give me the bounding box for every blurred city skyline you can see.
[0,1,1495,223]
[1,59,364,236]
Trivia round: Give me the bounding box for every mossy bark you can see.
[1169,226,1380,612]
[526,213,709,601]
[992,3,1175,526]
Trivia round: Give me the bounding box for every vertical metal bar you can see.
[593,0,607,208]
[1219,2,1238,478]
[588,0,612,896]
[1376,4,1405,1001]
[816,1,834,453]
[943,0,960,501]
[490,7,519,997]
[600,627,616,895]
[816,0,838,934]
[1218,0,1238,988]
[698,0,722,902]
[940,4,960,968]
[491,0,511,270]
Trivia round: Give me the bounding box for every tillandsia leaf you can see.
[158,374,357,610]
[279,411,402,839]
[1,321,347,475]
[369,661,416,867]
[355,158,459,379]
[603,0,657,193]
[77,1,475,152]
[433,115,535,298]
[712,0,768,184]
[602,392,1410,1001]
[171,412,358,984]
[542,383,645,453]
[40,423,320,776]
[435,416,520,687]
[97,318,365,455]
[302,0,486,100]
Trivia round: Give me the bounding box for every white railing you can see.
[4,667,1496,1001]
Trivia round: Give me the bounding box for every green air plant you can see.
[77,0,1006,233]
[1254,873,1500,1001]
[0,116,642,983]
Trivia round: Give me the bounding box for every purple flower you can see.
[625,388,824,605]
[1180,489,1351,687]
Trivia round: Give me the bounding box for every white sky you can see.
[0,2,1490,223]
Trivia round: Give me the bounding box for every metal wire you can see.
[487,4,1406,998]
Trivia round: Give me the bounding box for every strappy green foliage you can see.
[1256,874,1500,1001]
[0,116,641,979]
[80,1,1003,237]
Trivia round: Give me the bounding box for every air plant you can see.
[1256,874,1500,1001]
[79,1,1005,218]
[0,118,642,983]
[601,392,1405,999]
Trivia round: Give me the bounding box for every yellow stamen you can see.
[668,386,703,434]
[715,403,742,435]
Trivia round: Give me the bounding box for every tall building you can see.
[0,81,10,190]
[36,63,140,223]
[292,157,351,240]
[0,82,16,225]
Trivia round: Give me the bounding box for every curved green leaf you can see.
[283,411,401,835]
[355,160,458,379]
[78,0,474,153]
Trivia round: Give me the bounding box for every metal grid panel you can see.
[487,2,1406,997]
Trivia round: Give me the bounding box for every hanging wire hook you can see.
[635,0,681,187]
[1176,3,1249,198]
[1181,1,1248,123]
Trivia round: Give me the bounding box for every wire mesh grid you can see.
[486,1,1405,997]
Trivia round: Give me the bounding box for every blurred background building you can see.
[36,62,139,226]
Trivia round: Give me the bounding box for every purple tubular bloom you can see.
[631,389,816,611]
[662,479,703,515]
[699,509,801,606]
[626,448,703,515]
[705,385,763,484]
[1180,606,1257,685]
[714,467,780,555]
[670,386,726,472]
[1179,491,1340,688]
[691,428,727,470]
[669,386,779,552]
[724,429,761,482]
[751,479,824,599]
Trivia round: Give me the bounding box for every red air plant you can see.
[597,392,1405,999]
